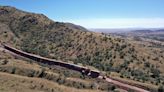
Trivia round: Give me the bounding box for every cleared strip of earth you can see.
[0,44,150,92]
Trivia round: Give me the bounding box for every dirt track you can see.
[1,45,150,92]
[98,76,149,92]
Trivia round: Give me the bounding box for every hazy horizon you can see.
[0,0,164,29]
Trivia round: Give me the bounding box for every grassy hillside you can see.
[0,47,119,92]
[0,72,105,92]
[0,6,164,91]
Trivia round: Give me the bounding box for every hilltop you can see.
[0,6,164,92]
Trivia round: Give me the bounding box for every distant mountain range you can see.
[90,28,164,33]
[0,6,164,92]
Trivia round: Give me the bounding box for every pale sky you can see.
[1,0,164,28]
[65,18,164,28]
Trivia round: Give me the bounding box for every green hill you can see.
[0,6,164,91]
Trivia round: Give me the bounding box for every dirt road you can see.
[98,76,150,92]
[1,44,150,92]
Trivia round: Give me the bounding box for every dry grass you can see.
[0,6,163,91]
[0,49,116,92]
[0,72,104,92]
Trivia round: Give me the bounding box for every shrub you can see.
[0,59,8,65]
[144,62,150,68]
[151,68,160,78]
[158,86,164,92]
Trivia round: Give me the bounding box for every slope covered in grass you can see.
[0,6,164,91]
